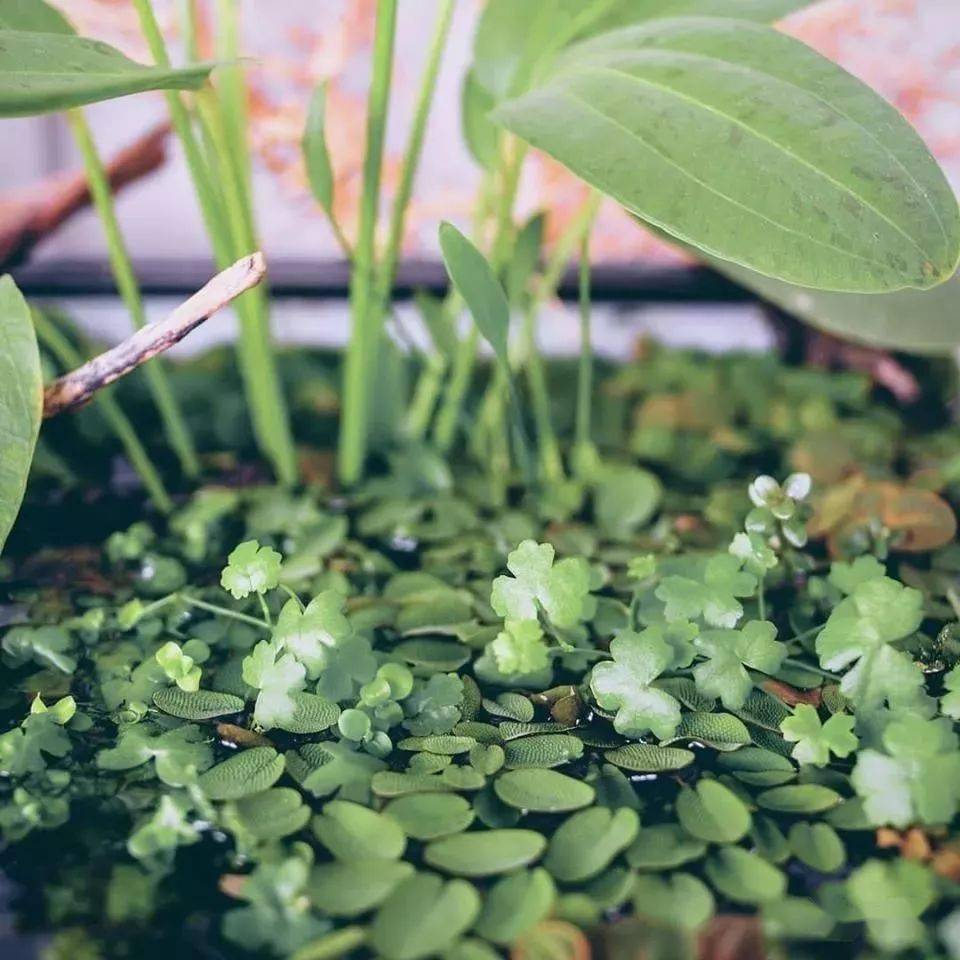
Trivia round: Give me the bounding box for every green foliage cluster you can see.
[4,347,960,959]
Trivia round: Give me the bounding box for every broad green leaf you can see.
[603,743,695,772]
[788,821,845,873]
[756,784,842,814]
[303,83,335,215]
[424,829,546,877]
[502,733,584,769]
[704,255,960,353]
[0,0,73,32]
[0,30,213,117]
[495,18,960,293]
[0,276,41,553]
[471,0,811,102]
[847,860,936,953]
[461,68,498,170]
[438,222,510,367]
[222,788,310,844]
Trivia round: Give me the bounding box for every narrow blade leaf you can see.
[438,221,510,366]
[0,276,42,553]
[494,17,960,293]
[303,82,335,213]
[0,30,213,117]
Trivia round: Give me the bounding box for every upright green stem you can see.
[132,0,298,486]
[338,0,399,486]
[32,313,172,513]
[575,204,597,461]
[66,110,199,478]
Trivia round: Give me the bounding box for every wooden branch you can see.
[0,122,169,271]
[42,253,267,418]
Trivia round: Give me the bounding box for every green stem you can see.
[338,0,399,486]
[786,623,825,648]
[574,214,594,454]
[180,595,271,631]
[758,577,767,621]
[404,352,447,440]
[522,299,562,482]
[781,656,840,682]
[66,110,200,478]
[133,0,298,486]
[279,584,305,610]
[33,313,173,514]
[258,593,273,627]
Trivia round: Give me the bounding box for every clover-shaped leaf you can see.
[847,860,936,952]
[242,640,306,729]
[851,715,960,827]
[220,540,283,600]
[490,619,549,676]
[692,620,786,710]
[656,554,756,628]
[273,590,352,678]
[590,628,680,740]
[490,540,594,629]
[97,723,213,786]
[828,556,885,595]
[942,665,960,720]
[780,704,858,767]
[816,576,926,712]
[404,673,464,736]
[2,625,77,674]
[155,641,201,692]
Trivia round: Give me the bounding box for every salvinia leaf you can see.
[494,17,960,293]
[0,29,214,117]
[0,276,42,553]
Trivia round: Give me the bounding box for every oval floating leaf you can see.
[197,746,284,801]
[494,18,960,292]
[676,779,752,844]
[398,735,475,755]
[494,768,595,812]
[276,692,340,734]
[604,743,694,773]
[704,847,786,905]
[312,800,406,861]
[384,793,475,841]
[626,823,707,871]
[308,859,414,918]
[153,687,244,721]
[757,784,842,814]
[544,807,639,882]
[473,868,556,945]
[788,821,845,873]
[632,873,715,930]
[503,734,584,769]
[222,787,309,843]
[370,873,481,960]
[0,276,41,554]
[424,828,546,877]
[663,711,752,751]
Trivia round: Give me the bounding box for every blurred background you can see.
[3,0,959,358]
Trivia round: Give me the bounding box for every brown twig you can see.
[0,122,170,270]
[42,252,267,418]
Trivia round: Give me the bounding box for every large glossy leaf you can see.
[472,0,813,101]
[709,255,960,354]
[0,28,213,117]
[0,275,41,554]
[495,17,960,293]
[0,0,73,32]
